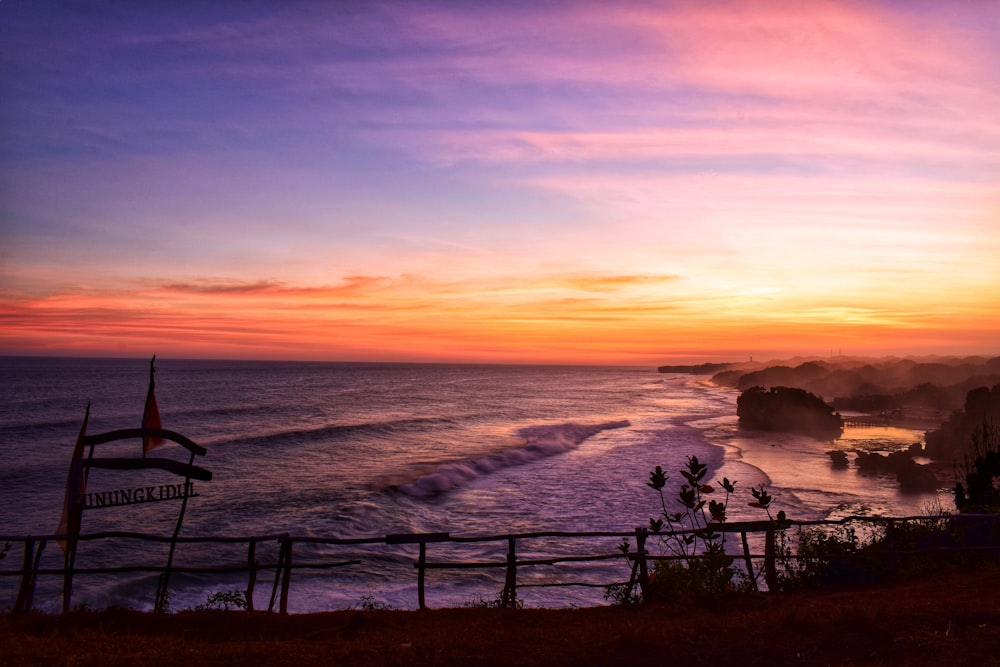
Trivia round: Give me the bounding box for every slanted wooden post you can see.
[14,539,37,615]
[245,538,257,612]
[740,530,758,591]
[625,554,641,600]
[764,526,778,591]
[501,537,518,607]
[154,453,196,614]
[279,538,293,615]
[635,527,650,601]
[267,535,288,613]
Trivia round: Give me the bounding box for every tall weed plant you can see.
[616,456,783,602]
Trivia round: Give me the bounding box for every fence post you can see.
[245,538,257,612]
[267,537,284,613]
[635,527,650,601]
[386,533,448,611]
[764,527,778,591]
[14,539,36,615]
[501,537,518,608]
[279,539,293,615]
[740,530,758,591]
[417,540,428,610]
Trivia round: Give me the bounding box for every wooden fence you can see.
[3,514,999,615]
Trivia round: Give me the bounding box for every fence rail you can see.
[3,513,999,615]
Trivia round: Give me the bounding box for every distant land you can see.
[703,355,1000,418]
[657,362,736,374]
[659,355,999,413]
[661,354,1000,464]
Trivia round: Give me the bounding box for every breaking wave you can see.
[210,416,458,449]
[393,420,630,498]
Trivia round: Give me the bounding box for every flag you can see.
[142,355,166,455]
[57,405,89,553]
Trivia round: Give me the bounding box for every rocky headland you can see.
[670,354,1000,494]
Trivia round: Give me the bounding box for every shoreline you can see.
[699,416,955,521]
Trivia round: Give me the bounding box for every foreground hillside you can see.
[5,568,1000,666]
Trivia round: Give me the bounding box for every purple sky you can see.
[2,1,998,363]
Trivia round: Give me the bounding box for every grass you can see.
[4,567,1000,666]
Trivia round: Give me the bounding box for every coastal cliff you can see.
[737,385,844,441]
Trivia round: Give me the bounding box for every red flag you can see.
[57,405,89,553]
[142,355,166,455]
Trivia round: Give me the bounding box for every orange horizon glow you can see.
[3,273,998,365]
[1,2,998,364]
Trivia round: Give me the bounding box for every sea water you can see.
[0,357,947,611]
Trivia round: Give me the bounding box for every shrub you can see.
[351,594,395,611]
[614,456,782,603]
[463,592,524,610]
[196,589,248,611]
[779,513,978,591]
[785,524,887,589]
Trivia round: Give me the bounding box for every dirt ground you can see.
[4,568,1000,666]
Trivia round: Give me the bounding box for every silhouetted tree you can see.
[954,422,1000,513]
[926,384,1000,460]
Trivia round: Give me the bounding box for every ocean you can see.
[0,357,948,612]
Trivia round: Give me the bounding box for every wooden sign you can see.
[57,357,213,614]
[83,481,199,509]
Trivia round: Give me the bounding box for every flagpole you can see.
[143,356,156,458]
[140,353,185,612]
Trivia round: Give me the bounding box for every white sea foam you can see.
[395,420,631,497]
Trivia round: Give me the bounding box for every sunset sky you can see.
[1,1,998,364]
